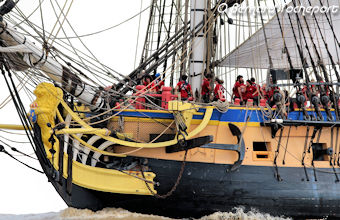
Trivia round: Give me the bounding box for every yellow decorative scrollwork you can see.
[31,82,63,167]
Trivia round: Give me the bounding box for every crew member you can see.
[154,73,164,93]
[214,78,225,101]
[143,75,156,93]
[261,83,275,103]
[175,75,193,101]
[250,77,259,106]
[201,73,212,103]
[245,80,256,103]
[232,75,245,104]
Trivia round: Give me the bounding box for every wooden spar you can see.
[0,124,29,130]
[0,21,106,111]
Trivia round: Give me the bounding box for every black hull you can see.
[44,156,340,218]
[31,120,340,218]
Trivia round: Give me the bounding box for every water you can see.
[0,207,291,220]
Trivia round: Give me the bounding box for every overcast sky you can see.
[0,0,150,214]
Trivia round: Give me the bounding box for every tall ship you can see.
[0,0,340,218]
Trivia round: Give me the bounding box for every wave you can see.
[0,207,291,220]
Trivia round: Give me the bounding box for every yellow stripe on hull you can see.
[62,154,156,195]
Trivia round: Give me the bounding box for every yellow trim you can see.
[228,106,262,110]
[115,109,168,113]
[56,110,126,158]
[55,128,109,135]
[190,119,260,127]
[111,116,261,127]
[116,108,203,115]
[60,100,214,148]
[0,124,29,130]
[111,117,174,123]
[33,83,63,169]
[63,154,156,195]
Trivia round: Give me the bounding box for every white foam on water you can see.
[60,207,173,220]
[0,207,292,220]
[199,207,292,220]
[0,212,60,220]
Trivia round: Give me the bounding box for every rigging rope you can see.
[56,1,222,127]
[0,145,43,173]
[50,5,151,40]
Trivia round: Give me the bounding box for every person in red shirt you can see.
[245,80,256,102]
[143,75,156,93]
[154,73,164,93]
[175,75,193,101]
[260,83,275,102]
[232,75,245,104]
[201,73,212,103]
[250,77,259,106]
[214,78,225,101]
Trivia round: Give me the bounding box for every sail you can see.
[0,45,31,53]
[218,0,340,69]
[0,21,106,111]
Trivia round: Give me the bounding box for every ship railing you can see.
[115,85,178,110]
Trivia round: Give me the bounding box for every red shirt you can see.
[214,84,225,99]
[302,85,309,98]
[156,80,164,92]
[143,81,155,91]
[262,86,275,100]
[177,81,191,98]
[233,81,244,98]
[252,83,259,97]
[245,85,256,100]
[201,78,210,95]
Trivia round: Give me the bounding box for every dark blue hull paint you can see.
[47,157,340,218]
[114,108,338,124]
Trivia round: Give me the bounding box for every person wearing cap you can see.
[154,73,164,93]
[232,75,245,104]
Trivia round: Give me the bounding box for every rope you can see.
[0,134,30,144]
[62,138,156,185]
[260,103,273,120]
[51,5,151,40]
[134,0,144,69]
[4,0,222,127]
[46,0,70,45]
[0,145,43,173]
[212,100,229,113]
[55,1,222,127]
[0,138,36,159]
[142,149,188,199]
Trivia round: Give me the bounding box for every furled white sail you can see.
[0,44,31,53]
[0,21,106,111]
[219,0,340,69]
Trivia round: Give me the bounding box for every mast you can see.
[180,0,189,78]
[189,0,206,98]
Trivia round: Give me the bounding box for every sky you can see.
[0,0,150,214]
